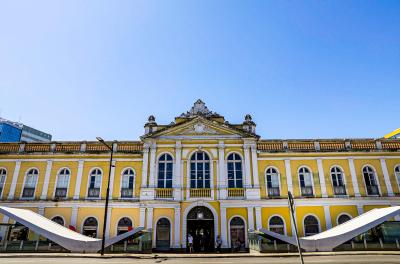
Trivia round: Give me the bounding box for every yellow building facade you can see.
[0,100,400,251]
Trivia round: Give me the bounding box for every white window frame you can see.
[51,215,66,227]
[226,152,244,189]
[267,214,286,235]
[119,167,136,199]
[227,215,248,248]
[298,166,315,197]
[186,150,214,200]
[115,216,134,235]
[0,168,7,199]
[20,168,39,200]
[86,168,103,199]
[157,153,174,189]
[53,167,71,199]
[81,216,99,237]
[153,216,173,248]
[265,166,281,197]
[362,165,381,197]
[336,213,352,226]
[329,165,348,197]
[303,214,321,236]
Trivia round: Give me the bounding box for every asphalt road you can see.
[0,255,400,264]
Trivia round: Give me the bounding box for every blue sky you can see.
[0,0,399,141]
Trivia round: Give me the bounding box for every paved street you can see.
[1,255,400,264]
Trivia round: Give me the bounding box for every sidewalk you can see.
[0,251,400,258]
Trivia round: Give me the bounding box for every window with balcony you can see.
[157,154,173,188]
[227,153,243,188]
[190,151,210,189]
[87,169,102,198]
[363,166,380,196]
[121,168,135,198]
[22,169,38,198]
[265,167,280,197]
[299,167,313,197]
[55,168,70,199]
[269,216,285,235]
[331,166,346,195]
[304,215,320,236]
[0,168,6,198]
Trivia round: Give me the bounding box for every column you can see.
[357,204,364,216]
[243,144,252,188]
[380,158,394,196]
[38,206,45,216]
[146,208,153,230]
[250,144,260,188]
[324,205,332,230]
[148,144,157,188]
[108,160,116,199]
[348,159,361,197]
[141,144,150,187]
[255,207,262,230]
[105,207,112,238]
[8,160,21,200]
[0,215,9,242]
[247,206,255,231]
[174,208,181,248]
[139,207,146,227]
[218,141,227,199]
[174,142,182,200]
[220,207,228,248]
[317,159,328,198]
[285,159,293,194]
[70,206,78,229]
[40,160,53,199]
[73,160,84,200]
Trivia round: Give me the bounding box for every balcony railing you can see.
[227,188,245,198]
[190,188,211,198]
[121,188,134,198]
[22,187,35,198]
[267,187,280,198]
[367,185,380,196]
[301,186,314,197]
[333,186,346,196]
[87,188,100,198]
[155,188,173,199]
[55,188,68,198]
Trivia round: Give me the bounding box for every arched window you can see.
[331,166,346,195]
[299,167,313,197]
[51,216,65,226]
[269,216,285,234]
[117,217,133,235]
[0,168,6,197]
[337,214,351,225]
[82,217,98,237]
[304,215,319,236]
[363,166,379,195]
[88,169,102,198]
[121,169,135,198]
[190,151,210,188]
[158,154,173,188]
[55,168,70,199]
[22,169,38,198]
[227,153,243,188]
[230,217,246,250]
[395,166,400,189]
[265,167,280,197]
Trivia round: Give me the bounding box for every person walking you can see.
[188,234,194,253]
[216,235,222,253]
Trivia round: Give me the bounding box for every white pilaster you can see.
[174,208,181,248]
[174,142,182,201]
[146,207,153,230]
[255,206,262,230]
[243,144,252,188]
[285,159,293,194]
[141,144,150,187]
[38,206,45,216]
[317,159,328,198]
[148,144,157,188]
[105,207,112,238]
[218,141,227,199]
[139,207,146,227]
[380,158,394,196]
[357,205,364,216]
[220,207,228,248]
[250,144,260,188]
[247,206,255,231]
[73,160,84,200]
[108,160,116,199]
[324,205,332,230]
[348,158,361,197]
[71,206,78,229]
[40,160,53,200]
[8,160,21,200]
[0,215,10,241]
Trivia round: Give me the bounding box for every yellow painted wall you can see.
[384,159,400,194]
[44,207,72,227]
[257,160,287,199]
[290,160,321,198]
[47,161,79,199]
[321,159,354,197]
[80,161,110,199]
[354,159,388,196]
[109,208,140,237]
[76,207,105,238]
[295,206,326,236]
[0,161,16,199]
[329,205,357,226]
[261,206,292,236]
[15,161,47,199]
[112,161,142,198]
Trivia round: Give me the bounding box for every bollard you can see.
[4,241,7,251]
[351,241,355,249]
[363,237,367,249]
[48,242,52,251]
[19,240,23,251]
[396,239,399,249]
[379,238,384,249]
[35,240,39,251]
[274,240,277,251]
[111,244,114,252]
[124,240,127,252]
[287,244,290,252]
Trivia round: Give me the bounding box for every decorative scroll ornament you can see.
[180,122,218,135]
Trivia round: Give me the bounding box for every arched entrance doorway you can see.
[187,206,214,252]
[156,218,171,251]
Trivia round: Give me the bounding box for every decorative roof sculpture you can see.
[179,99,221,118]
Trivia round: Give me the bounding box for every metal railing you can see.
[54,188,67,198]
[190,188,211,198]
[227,188,245,198]
[22,187,35,198]
[367,185,380,196]
[155,188,173,199]
[87,188,100,198]
[301,186,313,197]
[120,188,134,198]
[333,186,346,195]
[268,187,280,198]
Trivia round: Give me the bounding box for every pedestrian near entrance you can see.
[216,235,222,253]
[188,234,194,253]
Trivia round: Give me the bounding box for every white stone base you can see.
[245,188,261,200]
[140,188,155,200]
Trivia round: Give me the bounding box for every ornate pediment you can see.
[179,122,219,135]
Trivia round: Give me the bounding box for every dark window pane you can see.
[204,180,210,188]
[166,180,173,188]
[236,180,243,188]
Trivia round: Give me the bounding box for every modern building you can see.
[0,99,399,252]
[0,117,51,143]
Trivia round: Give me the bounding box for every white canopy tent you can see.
[259,206,400,251]
[0,206,144,253]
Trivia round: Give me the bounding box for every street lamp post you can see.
[96,137,114,256]
[288,191,304,264]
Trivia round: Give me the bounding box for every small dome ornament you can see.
[144,115,158,134]
[242,114,256,134]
